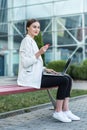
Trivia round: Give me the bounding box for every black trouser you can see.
[41,74,72,100]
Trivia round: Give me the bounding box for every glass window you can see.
[39,19,52,45]
[13,21,25,49]
[13,0,26,7]
[85,14,87,43]
[3,51,19,76]
[57,15,82,46]
[0,0,7,22]
[84,14,87,58]
[13,35,23,49]
[13,22,25,35]
[0,24,8,50]
[0,23,8,34]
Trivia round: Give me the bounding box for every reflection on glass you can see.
[85,14,87,43]
[13,35,23,49]
[0,0,7,22]
[0,50,19,76]
[0,36,8,50]
[13,21,25,49]
[39,19,52,45]
[57,16,82,45]
[58,47,83,64]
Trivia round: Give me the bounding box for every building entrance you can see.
[0,55,4,76]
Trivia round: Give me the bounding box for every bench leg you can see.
[47,89,56,109]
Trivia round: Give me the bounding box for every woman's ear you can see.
[27,27,29,31]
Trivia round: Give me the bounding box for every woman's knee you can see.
[65,74,72,83]
[64,74,72,90]
[61,76,69,88]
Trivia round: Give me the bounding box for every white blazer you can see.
[17,34,44,89]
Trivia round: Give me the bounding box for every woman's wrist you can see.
[35,51,41,58]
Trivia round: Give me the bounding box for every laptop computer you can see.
[43,45,80,76]
[43,57,72,76]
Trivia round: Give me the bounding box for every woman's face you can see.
[27,22,40,38]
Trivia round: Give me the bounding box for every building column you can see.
[7,0,14,76]
[82,13,86,60]
[52,17,59,61]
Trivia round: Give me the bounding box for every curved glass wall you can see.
[0,0,87,76]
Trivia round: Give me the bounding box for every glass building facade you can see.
[0,0,87,76]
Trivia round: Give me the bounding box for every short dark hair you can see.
[26,19,39,32]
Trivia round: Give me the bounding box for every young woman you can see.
[17,19,80,123]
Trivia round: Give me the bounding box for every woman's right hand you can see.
[39,44,49,55]
[35,44,49,58]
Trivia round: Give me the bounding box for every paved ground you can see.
[0,77,87,130]
[72,80,87,90]
[0,95,87,130]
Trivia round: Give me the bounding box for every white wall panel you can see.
[26,3,53,19]
[54,0,84,16]
[84,0,87,12]
[13,0,26,7]
[10,0,87,21]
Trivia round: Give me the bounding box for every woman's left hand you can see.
[45,68,58,74]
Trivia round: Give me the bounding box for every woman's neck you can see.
[28,33,34,39]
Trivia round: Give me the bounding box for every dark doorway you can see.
[0,55,4,76]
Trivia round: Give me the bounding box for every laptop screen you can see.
[62,57,72,75]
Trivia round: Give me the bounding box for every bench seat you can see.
[0,85,50,95]
[0,84,57,108]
